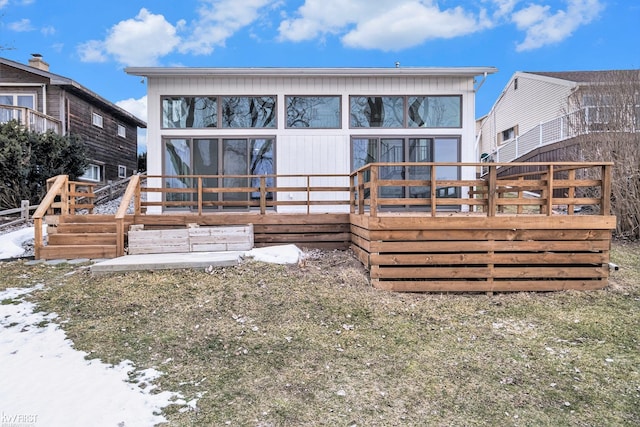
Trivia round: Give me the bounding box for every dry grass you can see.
[1,243,639,426]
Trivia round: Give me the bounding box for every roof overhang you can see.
[125,66,498,79]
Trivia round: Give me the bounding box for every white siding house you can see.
[476,72,576,160]
[126,67,496,212]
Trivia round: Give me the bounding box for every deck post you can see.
[546,164,554,216]
[487,165,497,217]
[430,164,437,217]
[260,176,267,214]
[197,177,203,215]
[601,164,612,215]
[134,175,142,216]
[567,169,575,216]
[357,170,365,214]
[349,174,355,214]
[370,165,379,218]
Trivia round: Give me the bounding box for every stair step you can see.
[38,245,117,260]
[47,233,117,246]
[54,223,118,233]
[58,214,117,223]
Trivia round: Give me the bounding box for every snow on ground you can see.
[0,225,44,259]
[0,220,304,424]
[0,285,187,426]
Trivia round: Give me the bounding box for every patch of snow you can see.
[0,225,46,259]
[0,285,184,425]
[245,244,304,264]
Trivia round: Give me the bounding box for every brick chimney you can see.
[28,53,50,72]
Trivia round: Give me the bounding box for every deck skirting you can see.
[350,214,616,292]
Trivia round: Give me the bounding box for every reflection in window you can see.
[350,96,404,128]
[164,139,192,202]
[286,96,340,128]
[162,97,217,128]
[408,96,461,128]
[222,96,276,128]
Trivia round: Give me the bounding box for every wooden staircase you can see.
[40,214,122,260]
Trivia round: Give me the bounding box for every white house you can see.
[125,66,496,212]
[476,70,640,163]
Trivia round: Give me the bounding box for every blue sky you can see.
[1,0,639,151]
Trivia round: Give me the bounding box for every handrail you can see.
[0,105,62,134]
[114,174,141,256]
[349,162,613,218]
[33,174,68,259]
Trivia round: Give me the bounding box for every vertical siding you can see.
[478,73,574,157]
[147,72,478,212]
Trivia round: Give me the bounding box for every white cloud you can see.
[0,0,8,9]
[41,25,56,36]
[8,18,33,32]
[279,0,490,51]
[77,39,108,63]
[513,0,605,51]
[180,0,277,55]
[116,95,147,122]
[77,9,183,66]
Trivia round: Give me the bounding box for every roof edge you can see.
[125,66,498,78]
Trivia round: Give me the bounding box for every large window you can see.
[286,96,341,128]
[221,96,276,128]
[0,94,34,108]
[81,164,102,182]
[350,95,462,128]
[163,137,275,209]
[162,97,217,128]
[352,136,460,202]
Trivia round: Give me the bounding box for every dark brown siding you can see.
[64,90,138,183]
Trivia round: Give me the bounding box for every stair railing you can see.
[114,174,141,257]
[33,174,68,259]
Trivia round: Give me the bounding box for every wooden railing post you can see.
[487,165,497,217]
[349,174,355,214]
[134,175,141,216]
[260,176,267,214]
[197,177,203,215]
[306,176,311,214]
[567,169,576,216]
[370,165,379,218]
[357,169,365,214]
[601,164,612,215]
[546,164,554,216]
[430,164,437,217]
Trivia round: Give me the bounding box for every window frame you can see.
[117,124,126,138]
[81,163,102,182]
[349,95,462,129]
[220,96,277,129]
[118,165,127,178]
[0,93,35,108]
[92,112,103,128]
[285,95,342,129]
[161,96,218,129]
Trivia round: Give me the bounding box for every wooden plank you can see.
[48,233,117,246]
[257,224,350,233]
[367,228,611,241]
[255,232,351,243]
[492,266,608,279]
[39,245,117,260]
[370,239,611,253]
[372,265,491,279]
[350,244,370,269]
[364,215,616,231]
[370,252,607,265]
[349,224,371,241]
[372,279,608,292]
[349,232,371,253]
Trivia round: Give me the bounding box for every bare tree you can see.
[566,70,640,239]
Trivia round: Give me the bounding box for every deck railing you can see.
[34,162,613,258]
[0,105,61,134]
[350,162,613,218]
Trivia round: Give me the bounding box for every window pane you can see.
[408,96,461,128]
[223,139,249,204]
[352,138,378,171]
[162,97,217,128]
[286,96,340,128]
[0,95,12,105]
[350,96,403,128]
[408,138,432,198]
[379,138,404,198]
[434,138,459,198]
[249,139,274,199]
[222,97,276,128]
[193,139,219,203]
[164,139,192,202]
[17,95,34,108]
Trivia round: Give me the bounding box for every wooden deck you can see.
[33,162,616,292]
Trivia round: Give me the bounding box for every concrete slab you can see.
[90,251,245,275]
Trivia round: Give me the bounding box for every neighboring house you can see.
[125,66,496,212]
[0,55,146,184]
[476,70,640,163]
